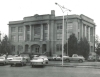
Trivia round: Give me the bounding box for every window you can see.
[26,25,30,31]
[18,35,23,42]
[78,32,80,40]
[18,45,23,51]
[35,47,39,53]
[43,24,48,40]
[67,22,73,33]
[43,33,48,40]
[11,35,16,42]
[78,23,80,29]
[56,44,62,51]
[34,25,41,35]
[67,33,72,39]
[34,38,40,41]
[43,24,48,30]
[57,23,62,30]
[18,26,23,32]
[12,45,15,51]
[11,27,16,33]
[57,33,62,40]
[26,34,30,41]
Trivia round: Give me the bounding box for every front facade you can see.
[8,10,96,56]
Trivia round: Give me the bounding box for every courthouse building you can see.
[8,10,96,56]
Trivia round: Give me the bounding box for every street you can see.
[0,62,100,77]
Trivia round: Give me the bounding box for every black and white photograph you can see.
[0,0,100,77]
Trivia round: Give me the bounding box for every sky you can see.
[0,0,100,38]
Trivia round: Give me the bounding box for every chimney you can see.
[51,10,55,16]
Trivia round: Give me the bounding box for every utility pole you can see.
[55,2,71,66]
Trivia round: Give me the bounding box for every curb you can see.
[46,64,100,68]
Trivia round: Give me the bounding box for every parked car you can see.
[65,54,85,62]
[10,57,27,66]
[63,56,69,60]
[52,55,62,61]
[0,57,8,65]
[6,55,14,64]
[30,55,48,67]
[20,54,30,62]
[39,55,49,64]
[52,55,69,61]
[88,55,96,61]
[48,56,54,61]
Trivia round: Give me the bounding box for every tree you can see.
[64,33,78,57]
[0,40,1,55]
[95,35,100,55]
[64,43,67,55]
[0,35,12,54]
[78,38,90,59]
[96,44,100,55]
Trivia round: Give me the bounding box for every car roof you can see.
[0,57,5,58]
[13,56,23,58]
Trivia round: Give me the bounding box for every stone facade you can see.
[8,10,96,56]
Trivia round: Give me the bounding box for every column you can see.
[40,43,42,54]
[0,32,1,43]
[28,45,31,53]
[85,25,87,37]
[82,24,83,38]
[47,41,50,56]
[88,27,90,42]
[48,24,49,40]
[41,24,43,41]
[23,45,25,52]
[30,25,32,41]
[29,45,31,53]
[24,26,26,41]
[32,25,34,41]
[93,27,95,52]
[16,27,18,42]
[88,27,91,53]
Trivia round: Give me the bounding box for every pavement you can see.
[27,61,100,68]
[46,61,100,68]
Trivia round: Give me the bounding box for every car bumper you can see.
[0,61,5,64]
[31,62,44,66]
[10,62,22,65]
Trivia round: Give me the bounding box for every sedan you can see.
[6,55,15,64]
[0,57,8,65]
[10,57,27,66]
[39,55,49,64]
[30,56,48,67]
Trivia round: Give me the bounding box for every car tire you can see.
[46,61,48,64]
[31,65,34,68]
[21,63,24,66]
[54,58,56,61]
[3,62,6,65]
[66,59,70,62]
[24,63,26,66]
[79,59,83,63]
[10,64,13,67]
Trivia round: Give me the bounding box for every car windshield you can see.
[39,56,47,58]
[20,54,29,57]
[13,57,22,60]
[33,57,42,60]
[0,57,5,59]
[7,55,13,58]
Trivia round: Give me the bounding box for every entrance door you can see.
[31,44,40,54]
[35,47,39,53]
